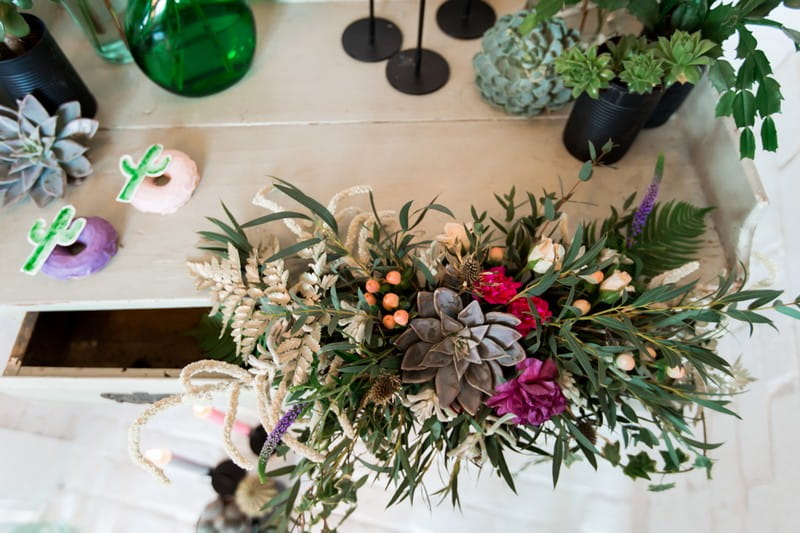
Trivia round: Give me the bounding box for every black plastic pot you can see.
[0,14,96,117]
[644,79,697,128]
[562,81,664,164]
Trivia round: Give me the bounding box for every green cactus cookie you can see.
[22,205,86,275]
[117,144,172,203]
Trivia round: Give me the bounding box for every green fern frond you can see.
[631,201,713,278]
[189,313,239,364]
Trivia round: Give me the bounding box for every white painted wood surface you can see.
[0,1,747,313]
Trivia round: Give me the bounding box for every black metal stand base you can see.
[342,18,403,62]
[386,49,449,95]
[436,0,496,40]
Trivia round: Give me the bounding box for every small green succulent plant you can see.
[0,0,31,55]
[555,31,714,99]
[553,46,614,100]
[657,30,715,86]
[618,52,665,94]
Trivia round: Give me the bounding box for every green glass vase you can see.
[125,0,256,97]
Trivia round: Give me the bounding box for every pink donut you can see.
[130,149,200,214]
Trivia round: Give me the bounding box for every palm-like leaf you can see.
[189,313,239,364]
[630,200,713,278]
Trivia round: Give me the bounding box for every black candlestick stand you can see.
[342,0,403,62]
[386,0,449,95]
[436,0,496,40]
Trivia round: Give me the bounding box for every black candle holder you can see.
[386,0,449,95]
[342,0,403,62]
[436,0,496,40]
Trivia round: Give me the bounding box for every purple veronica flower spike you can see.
[628,154,665,247]
[258,403,303,481]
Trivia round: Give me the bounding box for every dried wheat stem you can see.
[224,383,254,470]
[128,393,187,484]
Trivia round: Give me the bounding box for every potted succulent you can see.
[555,31,714,163]
[522,0,800,158]
[0,0,96,116]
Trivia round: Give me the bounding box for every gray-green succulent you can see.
[396,288,525,415]
[473,11,580,116]
[0,95,99,207]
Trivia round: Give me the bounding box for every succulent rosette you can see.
[396,288,525,414]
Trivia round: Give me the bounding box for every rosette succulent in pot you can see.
[0,94,98,207]
[395,288,526,415]
[473,10,580,117]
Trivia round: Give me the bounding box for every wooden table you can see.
[0,1,766,397]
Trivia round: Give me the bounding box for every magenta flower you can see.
[472,266,521,305]
[507,296,553,336]
[486,358,567,425]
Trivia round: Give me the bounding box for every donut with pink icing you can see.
[130,149,201,215]
[41,217,118,280]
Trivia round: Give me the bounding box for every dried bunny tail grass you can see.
[320,355,356,439]
[128,377,231,484]
[332,404,356,440]
[128,392,187,484]
[252,184,311,239]
[129,360,258,483]
[326,185,373,217]
[224,383,253,470]
[180,359,254,395]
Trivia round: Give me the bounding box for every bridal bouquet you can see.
[130,151,799,531]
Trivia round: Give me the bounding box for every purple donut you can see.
[41,217,118,280]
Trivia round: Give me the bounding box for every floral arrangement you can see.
[129,150,799,531]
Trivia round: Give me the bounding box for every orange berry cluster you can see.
[364,270,408,329]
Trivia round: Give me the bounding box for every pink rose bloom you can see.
[486,358,567,425]
[507,297,552,336]
[472,266,521,305]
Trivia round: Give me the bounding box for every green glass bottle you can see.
[126,0,256,97]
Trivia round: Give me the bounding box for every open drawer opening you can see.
[5,307,211,377]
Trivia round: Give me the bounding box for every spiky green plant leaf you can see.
[189,313,239,364]
[630,200,712,278]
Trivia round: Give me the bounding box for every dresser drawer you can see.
[2,308,212,402]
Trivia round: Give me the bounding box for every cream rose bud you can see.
[527,237,565,274]
[600,271,632,292]
[436,222,470,252]
[667,366,687,379]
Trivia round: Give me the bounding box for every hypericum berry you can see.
[382,293,399,311]
[488,247,505,263]
[364,293,377,306]
[615,352,636,371]
[393,309,409,326]
[667,366,686,379]
[382,314,396,329]
[386,270,402,285]
[587,271,604,284]
[572,299,591,315]
[365,279,380,293]
[642,346,657,361]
